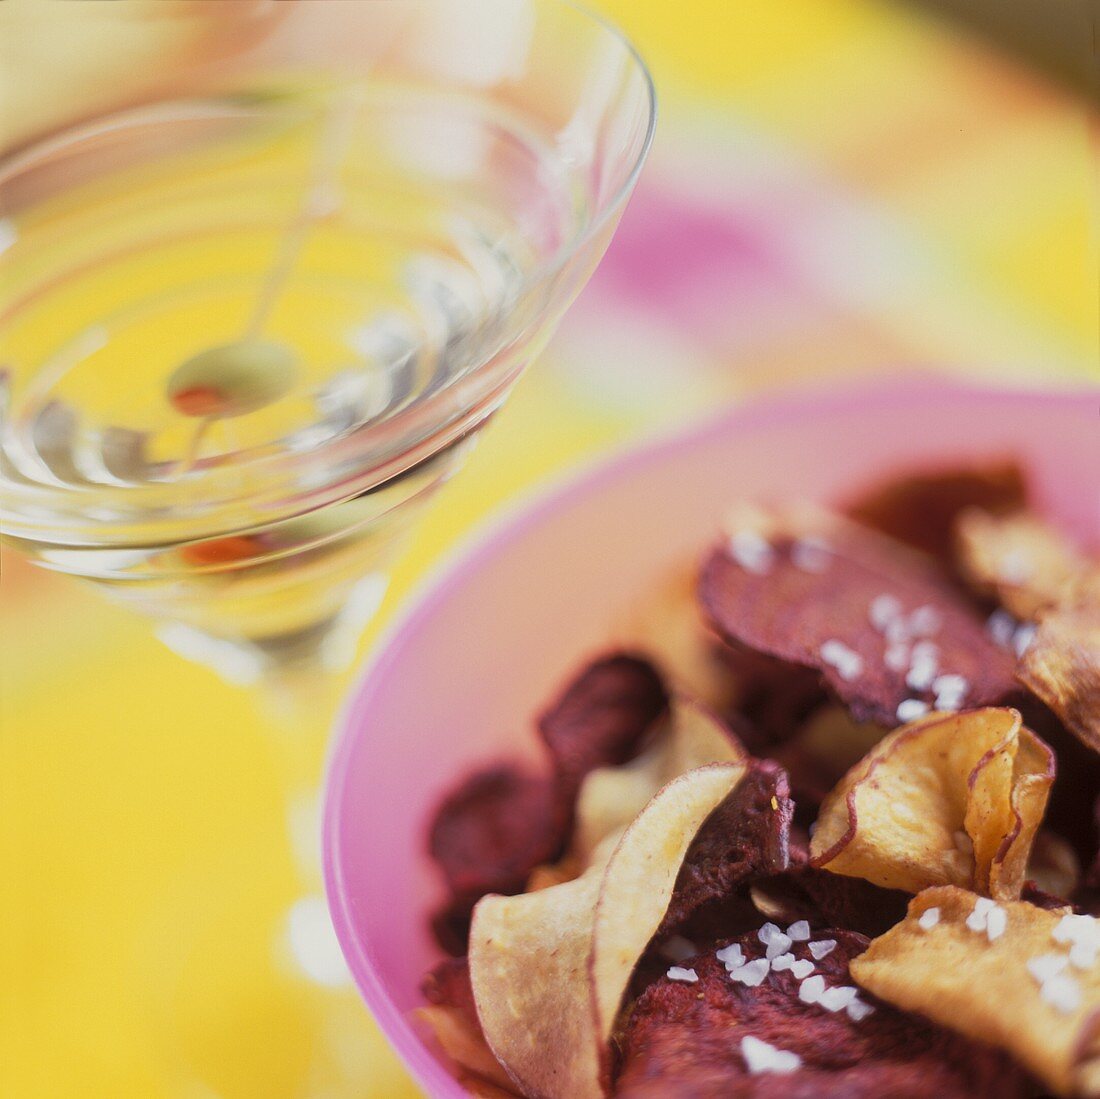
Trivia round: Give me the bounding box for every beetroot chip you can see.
[658,760,793,938]
[615,928,1028,1098]
[844,462,1026,568]
[752,865,911,940]
[538,652,668,799]
[698,508,1019,726]
[422,956,478,1018]
[428,763,564,951]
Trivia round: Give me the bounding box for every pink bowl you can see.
[324,379,1100,1097]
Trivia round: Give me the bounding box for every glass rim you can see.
[0,0,657,543]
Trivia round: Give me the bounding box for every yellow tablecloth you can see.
[2,2,1095,1096]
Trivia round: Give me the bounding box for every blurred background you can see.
[1,1,1096,1096]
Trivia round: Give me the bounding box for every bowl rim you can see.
[323,376,1099,1097]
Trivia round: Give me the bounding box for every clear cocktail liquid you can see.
[0,85,582,674]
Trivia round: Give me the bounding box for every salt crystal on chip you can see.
[808,939,837,960]
[741,1035,801,1075]
[770,953,795,972]
[730,959,771,987]
[967,897,996,933]
[869,594,903,631]
[790,959,815,980]
[985,906,1007,942]
[1070,941,1098,970]
[792,537,831,574]
[896,699,930,723]
[1027,954,1070,984]
[716,943,744,969]
[729,531,775,575]
[908,605,942,637]
[884,643,911,673]
[906,660,938,691]
[766,934,793,960]
[798,975,825,1004]
[820,639,863,682]
[847,998,875,1021]
[786,921,811,942]
[1053,913,1100,947]
[1013,623,1037,658]
[666,966,698,983]
[987,609,1016,648]
[918,907,941,930]
[819,985,859,1013]
[1041,973,1082,1014]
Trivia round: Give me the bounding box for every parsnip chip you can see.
[810,709,1053,900]
[611,564,737,711]
[851,886,1100,1097]
[956,508,1100,621]
[845,462,1027,568]
[573,697,748,860]
[417,958,516,1094]
[469,765,743,1099]
[1019,608,1100,753]
[699,506,1018,726]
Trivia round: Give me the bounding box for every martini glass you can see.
[0,2,654,1095]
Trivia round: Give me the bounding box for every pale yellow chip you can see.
[1018,607,1100,753]
[810,708,1053,900]
[787,704,886,778]
[572,696,748,861]
[413,1005,517,1095]
[955,508,1100,621]
[610,564,735,710]
[851,886,1100,1098]
[469,764,743,1099]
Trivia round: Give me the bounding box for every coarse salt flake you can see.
[1070,941,1098,970]
[792,537,831,573]
[985,906,1007,942]
[790,959,815,980]
[770,953,795,972]
[884,643,910,673]
[729,530,775,575]
[908,605,942,637]
[847,998,875,1021]
[869,594,903,631]
[906,660,938,692]
[741,1035,802,1076]
[896,699,930,723]
[730,958,770,987]
[918,907,941,930]
[1041,973,1082,1014]
[820,639,864,682]
[798,975,825,1004]
[808,939,837,960]
[966,897,997,933]
[787,921,811,942]
[819,986,859,1013]
[987,609,1017,648]
[1013,623,1037,658]
[716,943,745,969]
[1053,914,1100,947]
[1027,954,1070,984]
[666,966,698,983]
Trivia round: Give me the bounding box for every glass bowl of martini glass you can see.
[0,2,654,1096]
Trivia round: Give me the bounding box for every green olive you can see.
[167,340,297,419]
